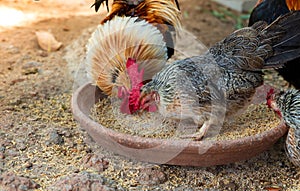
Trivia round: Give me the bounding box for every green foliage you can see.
[210,7,250,29]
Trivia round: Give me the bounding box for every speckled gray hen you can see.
[139,11,300,140]
[267,89,300,167]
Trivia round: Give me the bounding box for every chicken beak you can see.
[139,91,158,111]
[139,92,150,110]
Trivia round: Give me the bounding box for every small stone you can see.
[48,172,115,191]
[61,130,72,137]
[9,98,23,106]
[0,146,5,152]
[28,91,38,97]
[35,31,63,51]
[46,130,64,145]
[226,182,238,190]
[10,78,25,85]
[62,27,70,32]
[23,162,33,169]
[136,167,167,185]
[0,152,5,159]
[0,172,40,190]
[22,68,39,75]
[82,153,109,172]
[6,149,19,157]
[16,143,27,151]
[21,61,41,75]
[37,50,48,57]
[7,45,20,54]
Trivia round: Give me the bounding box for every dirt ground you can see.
[0,0,299,190]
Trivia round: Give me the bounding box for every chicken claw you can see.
[180,122,211,141]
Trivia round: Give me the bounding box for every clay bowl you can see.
[71,83,288,167]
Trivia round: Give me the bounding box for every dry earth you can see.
[0,0,299,190]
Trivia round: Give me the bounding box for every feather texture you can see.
[249,0,300,89]
[286,0,300,10]
[86,16,167,96]
[267,89,300,166]
[273,89,300,167]
[286,127,300,166]
[100,0,181,29]
[99,0,181,58]
[138,11,300,140]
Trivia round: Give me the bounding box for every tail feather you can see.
[86,16,168,96]
[262,11,300,68]
[273,33,300,48]
[265,49,300,68]
[99,0,181,59]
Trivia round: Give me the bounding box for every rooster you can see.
[267,89,300,167]
[86,0,181,113]
[91,0,181,58]
[86,16,168,114]
[249,0,300,89]
[120,11,300,140]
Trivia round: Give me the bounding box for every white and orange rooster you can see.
[85,0,181,114]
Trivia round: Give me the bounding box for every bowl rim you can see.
[71,82,288,166]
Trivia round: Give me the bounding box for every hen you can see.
[249,0,300,89]
[91,0,181,58]
[267,89,300,167]
[123,11,300,140]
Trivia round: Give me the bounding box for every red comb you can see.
[267,88,275,98]
[126,58,144,90]
[118,58,157,114]
[118,58,144,114]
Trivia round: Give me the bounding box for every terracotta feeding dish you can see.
[71,82,288,167]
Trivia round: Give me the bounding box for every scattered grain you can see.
[90,98,280,141]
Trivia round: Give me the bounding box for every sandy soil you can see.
[0,0,299,190]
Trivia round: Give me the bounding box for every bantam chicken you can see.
[267,89,300,167]
[121,11,300,140]
[86,0,181,113]
[91,0,181,58]
[85,16,168,114]
[249,0,300,89]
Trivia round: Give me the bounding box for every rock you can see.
[6,149,19,157]
[219,180,238,191]
[35,31,62,52]
[0,145,5,152]
[46,130,64,145]
[136,167,167,185]
[48,172,115,191]
[0,152,5,160]
[0,172,40,191]
[17,144,27,151]
[37,50,48,57]
[21,61,41,75]
[22,68,38,76]
[82,153,109,172]
[23,162,33,169]
[7,45,20,54]
[10,78,25,85]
